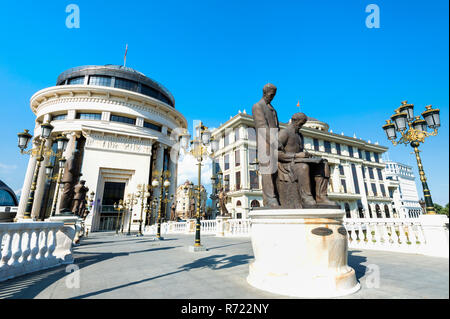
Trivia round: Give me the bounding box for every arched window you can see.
[375,204,382,218]
[384,205,390,218]
[357,200,364,218]
[251,200,260,208]
[344,203,351,218]
[368,205,373,218]
[236,200,242,207]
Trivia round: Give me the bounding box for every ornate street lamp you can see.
[382,101,440,215]
[136,184,151,236]
[125,193,138,235]
[151,170,171,240]
[17,123,68,219]
[181,122,218,251]
[114,200,124,235]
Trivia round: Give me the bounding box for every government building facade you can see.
[17,65,187,231]
[210,111,398,219]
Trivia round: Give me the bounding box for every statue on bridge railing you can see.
[218,188,231,217]
[72,180,89,216]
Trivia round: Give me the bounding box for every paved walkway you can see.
[0,232,448,299]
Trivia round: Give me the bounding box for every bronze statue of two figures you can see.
[252,84,338,209]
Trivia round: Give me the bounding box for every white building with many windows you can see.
[384,160,423,218]
[17,65,187,231]
[210,111,397,219]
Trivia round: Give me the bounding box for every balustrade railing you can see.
[343,218,428,253]
[0,222,65,282]
[228,219,251,237]
[200,220,217,234]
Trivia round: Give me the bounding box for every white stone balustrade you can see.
[0,221,66,282]
[227,219,251,237]
[200,220,217,234]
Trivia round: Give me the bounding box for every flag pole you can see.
[124,44,128,67]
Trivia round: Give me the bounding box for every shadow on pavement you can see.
[348,250,367,280]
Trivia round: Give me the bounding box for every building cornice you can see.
[30,85,188,129]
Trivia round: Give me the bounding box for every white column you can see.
[168,147,177,219]
[31,137,54,219]
[16,146,38,220]
[242,145,249,190]
[154,143,165,199]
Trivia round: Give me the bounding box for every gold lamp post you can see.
[136,184,151,236]
[114,200,124,235]
[382,101,441,215]
[151,170,171,240]
[17,125,70,219]
[125,193,138,236]
[179,121,219,251]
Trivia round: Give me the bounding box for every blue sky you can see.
[0,0,448,204]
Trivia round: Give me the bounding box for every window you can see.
[361,166,366,178]
[235,150,240,167]
[0,189,16,206]
[76,113,101,120]
[377,168,383,180]
[224,155,230,170]
[224,175,230,192]
[248,127,256,141]
[111,115,136,125]
[357,200,364,218]
[351,164,360,194]
[341,179,347,193]
[89,75,111,87]
[339,165,345,176]
[371,183,378,196]
[114,78,139,92]
[380,184,386,197]
[224,133,229,147]
[358,149,363,159]
[374,153,380,163]
[235,171,241,190]
[251,200,260,208]
[336,143,341,155]
[384,205,390,218]
[250,171,259,189]
[249,148,257,164]
[375,204,382,218]
[313,139,319,151]
[52,114,67,121]
[324,141,331,153]
[345,203,351,218]
[141,84,159,99]
[365,151,371,162]
[102,182,126,206]
[144,121,162,132]
[368,167,374,179]
[68,76,84,85]
[364,183,369,195]
[348,146,354,157]
[235,127,240,142]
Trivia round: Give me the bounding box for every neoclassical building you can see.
[175,180,207,220]
[211,111,397,219]
[17,65,187,231]
[384,160,423,218]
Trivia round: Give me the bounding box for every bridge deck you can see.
[0,232,448,299]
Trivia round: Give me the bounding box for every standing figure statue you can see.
[170,201,177,221]
[72,180,89,216]
[277,113,337,208]
[218,188,230,216]
[252,83,281,208]
[59,155,83,214]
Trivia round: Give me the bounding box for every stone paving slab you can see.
[0,232,448,299]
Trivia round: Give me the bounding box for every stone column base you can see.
[419,214,449,258]
[247,209,360,298]
[45,216,79,264]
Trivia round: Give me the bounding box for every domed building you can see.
[210,110,397,219]
[0,180,18,222]
[17,65,187,231]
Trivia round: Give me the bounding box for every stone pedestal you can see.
[45,216,79,264]
[185,219,196,234]
[247,209,360,298]
[215,216,231,237]
[419,214,449,258]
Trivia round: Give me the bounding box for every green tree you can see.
[434,203,449,216]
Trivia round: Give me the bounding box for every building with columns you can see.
[210,111,397,219]
[16,65,187,231]
[175,180,207,220]
[384,160,423,218]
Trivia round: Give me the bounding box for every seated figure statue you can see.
[277,113,337,209]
